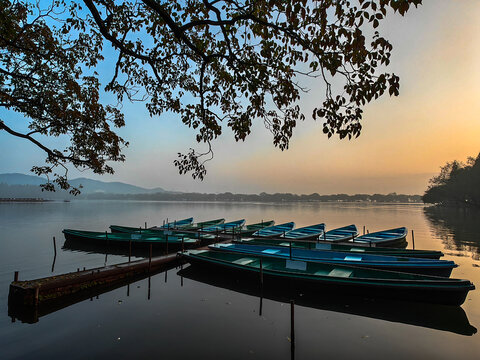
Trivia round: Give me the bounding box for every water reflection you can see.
[424,206,480,259]
[178,265,477,336]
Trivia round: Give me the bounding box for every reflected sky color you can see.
[0,0,478,194]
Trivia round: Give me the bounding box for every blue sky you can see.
[1,0,479,194]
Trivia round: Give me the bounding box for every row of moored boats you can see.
[62,217,475,306]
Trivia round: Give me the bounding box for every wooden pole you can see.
[323,231,326,242]
[52,236,57,257]
[34,286,39,306]
[363,226,365,235]
[14,271,18,282]
[145,221,147,229]
[260,259,263,286]
[352,232,355,242]
[289,241,292,259]
[149,243,152,271]
[412,229,415,250]
[129,239,132,263]
[165,235,169,254]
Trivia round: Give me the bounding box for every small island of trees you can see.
[423,153,480,208]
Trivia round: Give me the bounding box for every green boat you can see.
[63,229,199,249]
[110,217,224,235]
[183,249,474,306]
[182,218,226,230]
[234,238,444,259]
[224,220,275,236]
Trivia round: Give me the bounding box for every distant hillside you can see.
[0,173,166,195]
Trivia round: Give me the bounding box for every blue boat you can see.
[209,243,457,277]
[321,225,358,242]
[202,219,246,232]
[283,223,325,240]
[252,222,295,237]
[354,227,408,247]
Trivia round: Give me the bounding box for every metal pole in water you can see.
[412,229,415,250]
[14,271,18,282]
[290,300,295,358]
[53,236,57,257]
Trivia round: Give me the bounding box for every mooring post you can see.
[34,286,40,306]
[323,231,326,242]
[145,221,147,229]
[352,232,355,243]
[165,269,167,283]
[260,259,263,286]
[290,300,295,357]
[165,235,169,254]
[367,229,369,234]
[129,239,132,263]
[127,283,130,297]
[363,226,365,235]
[412,229,415,250]
[53,236,57,257]
[289,241,292,259]
[149,243,152,272]
[181,236,185,253]
[14,271,18,282]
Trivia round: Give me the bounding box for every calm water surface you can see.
[0,201,479,359]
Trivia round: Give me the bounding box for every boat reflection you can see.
[424,206,480,259]
[178,265,477,336]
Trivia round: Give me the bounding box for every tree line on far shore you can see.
[0,183,421,203]
[423,153,480,208]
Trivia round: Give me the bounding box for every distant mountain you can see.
[0,173,166,195]
[0,173,46,186]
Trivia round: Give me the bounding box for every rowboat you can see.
[110,217,194,234]
[354,227,408,247]
[202,219,246,232]
[63,229,199,249]
[227,220,275,236]
[210,243,457,277]
[283,223,325,240]
[252,222,295,237]
[183,218,225,230]
[234,238,443,259]
[182,249,474,306]
[321,225,358,242]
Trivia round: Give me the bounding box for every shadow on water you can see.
[424,206,480,258]
[178,264,477,336]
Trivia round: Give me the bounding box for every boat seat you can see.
[262,249,281,255]
[285,260,307,270]
[328,268,353,278]
[349,248,365,252]
[233,258,255,266]
[344,256,362,261]
[314,270,330,276]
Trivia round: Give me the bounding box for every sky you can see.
[1,0,479,195]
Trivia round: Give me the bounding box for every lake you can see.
[0,201,479,359]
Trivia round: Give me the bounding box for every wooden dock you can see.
[9,253,183,307]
